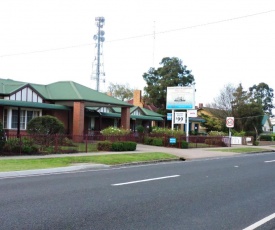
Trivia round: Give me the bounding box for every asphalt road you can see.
[0,152,275,230]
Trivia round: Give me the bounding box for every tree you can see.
[249,82,274,115]
[107,82,134,101]
[143,57,195,114]
[199,113,224,132]
[231,84,263,135]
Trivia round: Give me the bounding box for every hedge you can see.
[97,141,137,151]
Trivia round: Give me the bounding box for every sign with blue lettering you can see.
[167,113,172,120]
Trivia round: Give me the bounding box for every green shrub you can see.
[181,141,189,149]
[111,142,124,151]
[152,138,163,146]
[136,125,145,134]
[208,131,226,136]
[100,127,131,136]
[253,141,259,146]
[144,136,154,145]
[97,141,112,151]
[3,138,39,154]
[111,141,136,151]
[151,127,184,136]
[259,135,272,141]
[27,115,65,135]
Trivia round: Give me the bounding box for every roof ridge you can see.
[70,82,83,99]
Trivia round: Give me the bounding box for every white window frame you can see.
[4,107,42,130]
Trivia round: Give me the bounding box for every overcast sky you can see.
[1,0,275,107]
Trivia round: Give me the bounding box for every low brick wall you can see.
[258,141,275,146]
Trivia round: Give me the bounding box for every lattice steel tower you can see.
[91,17,105,91]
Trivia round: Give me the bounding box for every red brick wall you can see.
[121,107,130,130]
[73,102,84,137]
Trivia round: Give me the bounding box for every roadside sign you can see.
[226,117,234,128]
[187,110,197,117]
[169,137,176,144]
[167,113,172,121]
[174,112,186,124]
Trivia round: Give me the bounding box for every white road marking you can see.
[111,175,180,186]
[264,159,275,163]
[243,213,275,230]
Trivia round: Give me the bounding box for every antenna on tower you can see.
[153,21,156,67]
[91,17,105,91]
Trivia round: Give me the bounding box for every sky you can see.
[1,0,275,108]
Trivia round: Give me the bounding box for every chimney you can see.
[133,90,143,107]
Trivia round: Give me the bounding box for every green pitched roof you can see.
[0,79,27,94]
[0,79,131,107]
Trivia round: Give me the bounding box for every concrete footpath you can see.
[0,144,275,178]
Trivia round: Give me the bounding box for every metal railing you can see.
[1,133,230,155]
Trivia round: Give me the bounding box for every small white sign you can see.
[174,112,186,124]
[226,117,234,128]
[187,110,197,117]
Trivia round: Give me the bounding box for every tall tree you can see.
[143,57,195,114]
[231,83,263,135]
[209,83,236,118]
[249,82,274,115]
[107,82,134,101]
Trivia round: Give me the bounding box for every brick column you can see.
[73,102,85,142]
[121,107,130,130]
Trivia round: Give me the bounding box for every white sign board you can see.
[226,117,234,128]
[166,86,195,110]
[174,112,186,124]
[187,110,197,117]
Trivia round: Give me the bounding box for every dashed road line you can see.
[111,175,180,186]
[243,213,275,230]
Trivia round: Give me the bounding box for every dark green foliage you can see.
[97,141,112,151]
[0,122,6,152]
[144,136,154,145]
[143,57,195,114]
[111,141,137,151]
[152,138,163,146]
[181,141,189,149]
[259,135,273,141]
[27,115,65,135]
[144,136,163,146]
[249,82,274,114]
[200,113,223,132]
[3,138,39,155]
[136,125,145,133]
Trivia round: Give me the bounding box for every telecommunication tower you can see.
[91,17,105,91]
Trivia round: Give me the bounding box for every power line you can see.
[1,9,274,58]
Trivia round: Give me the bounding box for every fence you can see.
[1,133,230,155]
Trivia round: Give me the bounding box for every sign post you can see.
[226,117,234,147]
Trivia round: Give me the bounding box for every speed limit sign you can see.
[226,117,234,128]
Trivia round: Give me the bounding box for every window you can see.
[5,108,41,130]
[132,109,141,115]
[3,109,8,129]
[98,107,110,113]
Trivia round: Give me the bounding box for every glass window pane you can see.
[11,110,18,129]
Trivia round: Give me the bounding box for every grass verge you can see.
[210,147,270,153]
[0,152,178,172]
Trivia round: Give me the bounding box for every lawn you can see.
[0,152,178,172]
[210,147,270,153]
